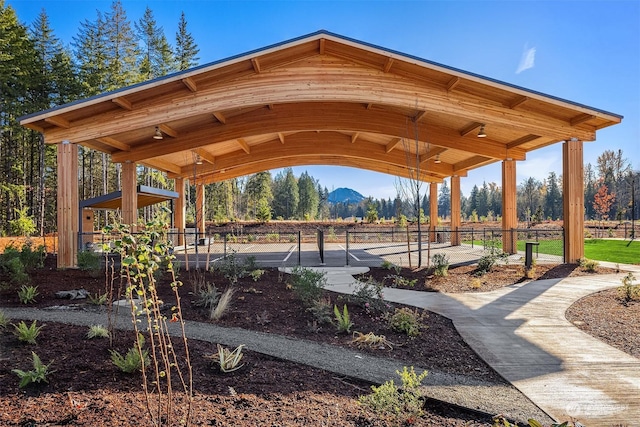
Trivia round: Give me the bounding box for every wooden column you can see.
[57,141,79,268]
[502,159,517,254]
[563,139,584,263]
[429,182,438,242]
[450,176,461,246]
[195,183,206,233]
[121,161,137,226]
[174,178,186,245]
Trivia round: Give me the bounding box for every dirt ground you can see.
[0,250,635,426]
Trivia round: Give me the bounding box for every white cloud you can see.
[516,44,536,74]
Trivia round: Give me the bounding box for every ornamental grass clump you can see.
[13,320,44,345]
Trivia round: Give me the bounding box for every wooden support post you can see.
[57,142,78,268]
[450,176,461,246]
[121,162,138,227]
[195,183,205,234]
[174,178,185,245]
[502,159,517,254]
[430,183,438,242]
[563,139,584,263]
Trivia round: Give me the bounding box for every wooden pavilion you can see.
[19,31,622,268]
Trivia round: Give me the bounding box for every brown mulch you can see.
[0,255,631,426]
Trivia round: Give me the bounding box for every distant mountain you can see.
[328,187,365,204]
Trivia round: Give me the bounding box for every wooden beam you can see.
[383,57,394,73]
[351,132,359,144]
[509,95,529,109]
[158,124,178,138]
[213,111,226,124]
[278,132,285,144]
[96,137,130,151]
[413,110,426,123]
[570,113,595,126]
[563,139,584,263]
[44,116,70,129]
[453,155,494,173]
[385,137,401,153]
[192,148,216,165]
[459,122,482,137]
[140,158,182,174]
[502,159,517,254]
[111,103,527,164]
[319,38,325,55]
[366,103,373,110]
[507,134,540,149]
[251,58,261,73]
[237,138,250,154]
[181,77,198,92]
[446,76,460,92]
[419,147,447,165]
[112,97,133,110]
[121,161,138,226]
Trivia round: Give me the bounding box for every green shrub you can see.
[2,256,29,285]
[216,251,247,284]
[289,266,327,307]
[13,320,44,345]
[12,352,53,388]
[618,272,639,303]
[333,304,354,333]
[306,296,333,325]
[358,366,428,423]
[77,250,101,272]
[351,276,387,314]
[193,283,220,309]
[380,260,395,270]
[110,334,150,373]
[249,269,265,282]
[579,257,599,273]
[431,253,449,277]
[387,307,426,337]
[17,285,39,304]
[476,239,508,275]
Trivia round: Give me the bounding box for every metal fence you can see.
[78,226,564,269]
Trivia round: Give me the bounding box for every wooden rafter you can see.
[181,77,198,92]
[237,138,250,154]
[570,113,596,126]
[509,95,529,109]
[351,132,359,144]
[213,111,226,124]
[44,116,70,129]
[459,122,482,137]
[112,97,133,110]
[446,76,460,91]
[251,58,261,73]
[96,137,130,151]
[385,137,401,153]
[158,124,178,138]
[278,132,285,144]
[383,57,394,73]
[192,148,215,165]
[508,134,540,149]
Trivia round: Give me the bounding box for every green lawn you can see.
[583,239,640,265]
[463,238,639,264]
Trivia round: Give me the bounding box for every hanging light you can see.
[195,154,203,165]
[477,124,486,138]
[153,126,163,140]
[434,154,442,164]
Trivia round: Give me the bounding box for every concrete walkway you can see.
[318,263,640,427]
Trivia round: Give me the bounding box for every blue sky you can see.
[8,0,640,199]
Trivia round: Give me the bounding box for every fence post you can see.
[297,231,301,266]
[471,228,474,248]
[346,230,350,266]
[223,233,227,258]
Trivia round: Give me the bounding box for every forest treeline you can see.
[0,1,638,236]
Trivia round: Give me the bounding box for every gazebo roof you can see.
[20,30,622,184]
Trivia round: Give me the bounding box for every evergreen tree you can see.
[136,6,176,80]
[245,172,273,219]
[467,185,479,218]
[438,179,451,219]
[174,11,199,70]
[545,172,562,220]
[272,168,298,219]
[297,171,319,220]
[476,182,489,218]
[103,0,141,89]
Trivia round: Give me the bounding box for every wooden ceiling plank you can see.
[158,124,178,138]
[112,97,133,110]
[213,111,226,124]
[237,138,251,154]
[96,137,130,151]
[385,137,401,153]
[181,77,198,92]
[44,116,70,129]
